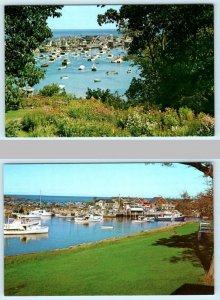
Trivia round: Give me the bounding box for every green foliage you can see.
[6,93,214,137]
[5,120,22,137]
[5,5,63,111]
[39,84,65,97]
[98,5,214,115]
[86,88,126,109]
[5,76,23,111]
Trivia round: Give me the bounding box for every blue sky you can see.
[4,163,211,198]
[47,5,120,30]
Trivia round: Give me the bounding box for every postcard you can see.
[4,162,214,295]
[5,4,214,137]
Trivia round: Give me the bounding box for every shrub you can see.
[39,84,65,97]
[5,120,22,137]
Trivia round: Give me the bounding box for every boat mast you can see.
[40,190,42,208]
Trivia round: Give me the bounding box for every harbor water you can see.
[4,217,171,256]
[34,50,139,97]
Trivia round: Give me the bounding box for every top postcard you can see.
[5,4,214,137]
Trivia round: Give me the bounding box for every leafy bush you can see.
[5,120,22,137]
[86,88,126,109]
[39,84,65,97]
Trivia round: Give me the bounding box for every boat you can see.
[94,79,101,82]
[62,58,71,66]
[142,217,155,222]
[59,84,65,89]
[74,216,89,224]
[60,75,69,80]
[41,62,49,67]
[91,65,97,71]
[86,214,103,222]
[107,53,114,59]
[75,214,103,223]
[29,209,53,217]
[155,210,185,222]
[58,66,67,70]
[78,65,85,70]
[127,69,132,74]
[4,216,48,235]
[106,70,118,75]
[111,57,123,63]
[101,226,113,229]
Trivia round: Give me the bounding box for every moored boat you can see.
[155,210,185,222]
[78,65,85,70]
[4,216,48,235]
[91,65,97,71]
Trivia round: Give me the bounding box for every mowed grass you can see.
[4,223,211,296]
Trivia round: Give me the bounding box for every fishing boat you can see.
[91,65,97,71]
[75,214,103,223]
[78,65,85,70]
[4,216,48,235]
[29,209,53,217]
[155,210,185,222]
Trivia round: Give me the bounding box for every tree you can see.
[98,5,214,115]
[176,162,213,284]
[5,5,63,111]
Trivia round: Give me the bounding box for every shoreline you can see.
[5,221,192,258]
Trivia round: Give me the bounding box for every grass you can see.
[4,222,213,296]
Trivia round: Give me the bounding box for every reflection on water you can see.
[5,233,48,243]
[4,217,173,256]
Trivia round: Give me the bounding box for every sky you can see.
[47,5,120,30]
[3,163,211,198]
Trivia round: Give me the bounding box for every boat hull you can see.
[4,226,49,235]
[155,216,185,222]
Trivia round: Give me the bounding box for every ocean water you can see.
[4,217,170,256]
[5,194,112,203]
[34,48,139,97]
[52,29,120,38]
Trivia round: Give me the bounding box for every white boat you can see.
[60,75,69,80]
[58,66,67,70]
[101,226,113,229]
[91,65,97,71]
[74,216,89,224]
[4,216,48,235]
[75,214,103,223]
[4,224,49,235]
[78,65,85,70]
[94,78,101,82]
[29,209,53,217]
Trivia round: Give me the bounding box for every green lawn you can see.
[4,222,213,296]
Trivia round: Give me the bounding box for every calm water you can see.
[52,29,120,38]
[34,48,139,97]
[4,217,171,256]
[6,194,112,203]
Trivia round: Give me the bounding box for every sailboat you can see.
[29,191,53,217]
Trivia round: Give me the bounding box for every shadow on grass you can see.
[152,230,213,271]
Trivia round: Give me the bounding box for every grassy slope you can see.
[4,223,210,296]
